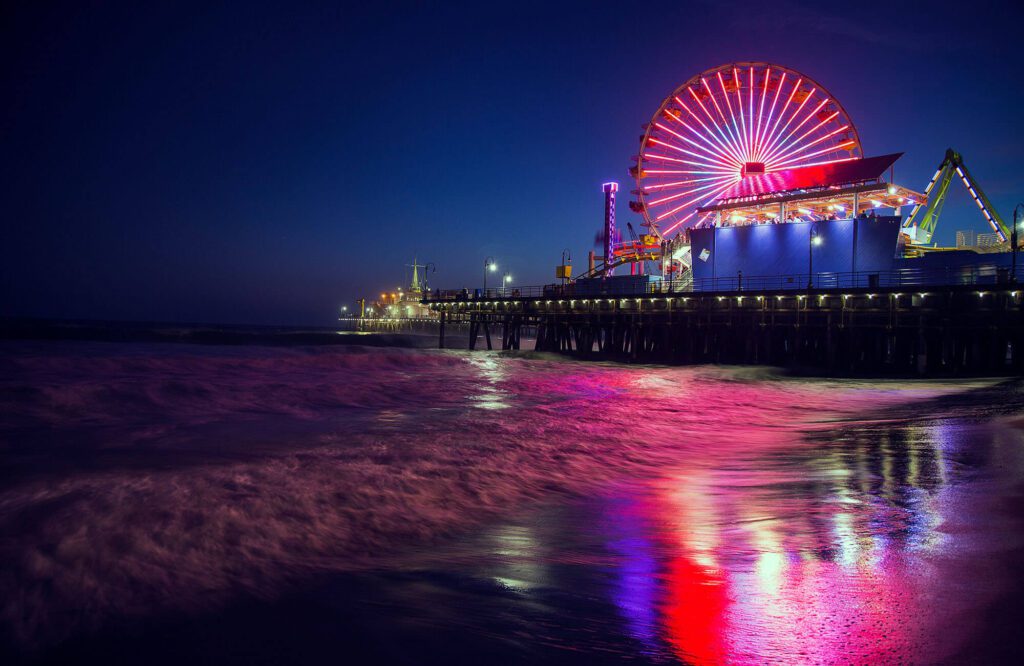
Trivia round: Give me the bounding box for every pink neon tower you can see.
[603,182,618,276]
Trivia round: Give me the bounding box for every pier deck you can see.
[426,273,1024,375]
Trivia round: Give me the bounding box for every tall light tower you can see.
[603,182,618,277]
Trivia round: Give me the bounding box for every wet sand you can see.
[2,340,1023,664]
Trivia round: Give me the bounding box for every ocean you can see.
[2,329,1023,664]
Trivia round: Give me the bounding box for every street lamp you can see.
[503,272,512,296]
[1013,204,1023,283]
[560,248,572,286]
[483,256,497,295]
[423,262,436,292]
[808,223,821,290]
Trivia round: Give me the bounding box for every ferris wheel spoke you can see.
[763,94,827,164]
[753,71,786,164]
[716,72,747,161]
[741,67,755,159]
[763,106,841,166]
[748,66,757,158]
[647,174,738,207]
[660,212,698,236]
[686,87,746,164]
[660,183,736,235]
[670,99,746,166]
[697,78,745,161]
[647,138,740,172]
[769,138,857,170]
[644,168,736,176]
[752,67,770,161]
[759,84,816,166]
[652,135,736,171]
[737,68,753,158]
[768,134,847,172]
[643,152,738,173]
[758,77,802,163]
[732,68,751,159]
[643,153,738,176]
[642,174,739,192]
[653,121,739,170]
[760,98,831,165]
[652,177,740,223]
[646,175,737,210]
[774,154,859,171]
[763,114,843,168]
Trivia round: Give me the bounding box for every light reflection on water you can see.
[465,355,512,410]
[1,340,1022,663]
[589,417,1023,664]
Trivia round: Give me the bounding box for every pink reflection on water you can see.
[605,416,1021,664]
[0,341,1012,656]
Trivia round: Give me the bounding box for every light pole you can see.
[503,272,512,296]
[483,256,497,296]
[808,223,821,290]
[423,262,436,293]
[560,248,572,286]
[1013,204,1023,283]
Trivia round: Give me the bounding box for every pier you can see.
[428,273,1024,376]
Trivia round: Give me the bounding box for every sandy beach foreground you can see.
[2,339,1023,664]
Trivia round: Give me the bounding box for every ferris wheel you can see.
[632,63,862,238]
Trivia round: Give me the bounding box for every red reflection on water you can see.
[662,553,729,664]
[607,425,982,665]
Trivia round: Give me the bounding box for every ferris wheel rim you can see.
[635,62,863,239]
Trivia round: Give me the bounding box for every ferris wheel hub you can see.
[742,162,765,177]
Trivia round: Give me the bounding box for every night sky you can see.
[2,1,1022,326]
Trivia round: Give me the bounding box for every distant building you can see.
[977,232,1003,248]
[955,230,976,249]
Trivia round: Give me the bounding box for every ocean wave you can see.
[0,340,990,651]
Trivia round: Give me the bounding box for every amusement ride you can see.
[589,62,1013,281]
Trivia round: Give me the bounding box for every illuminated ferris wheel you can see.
[632,63,863,238]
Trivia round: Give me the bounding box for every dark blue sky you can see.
[2,1,1022,325]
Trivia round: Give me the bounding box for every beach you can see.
[2,337,1023,663]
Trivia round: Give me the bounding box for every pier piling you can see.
[427,285,1024,376]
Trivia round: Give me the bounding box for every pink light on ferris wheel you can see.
[633,63,862,238]
[764,115,844,167]
[756,77,802,164]
[679,94,745,165]
[659,113,738,167]
[754,71,786,164]
[758,84,817,165]
[652,123,736,170]
[761,99,833,165]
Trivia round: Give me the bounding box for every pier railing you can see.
[424,265,1015,301]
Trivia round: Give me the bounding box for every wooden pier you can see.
[429,284,1024,376]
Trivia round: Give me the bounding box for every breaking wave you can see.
[0,340,987,651]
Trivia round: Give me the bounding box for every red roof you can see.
[715,153,902,202]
